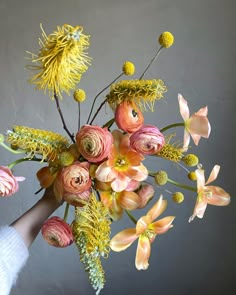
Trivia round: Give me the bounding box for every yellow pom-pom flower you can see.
[159,32,174,48]
[188,171,197,181]
[155,170,168,186]
[59,151,75,166]
[73,89,86,102]
[183,154,199,167]
[122,61,135,76]
[172,192,184,203]
[27,24,91,98]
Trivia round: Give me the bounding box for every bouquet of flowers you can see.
[0,24,231,294]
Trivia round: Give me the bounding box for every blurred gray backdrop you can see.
[0,0,235,294]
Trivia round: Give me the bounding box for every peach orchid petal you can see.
[195,106,208,116]
[206,165,220,185]
[196,168,206,191]
[135,235,151,270]
[151,216,175,234]
[183,129,191,151]
[125,180,140,191]
[178,94,190,121]
[110,228,138,252]
[147,196,167,221]
[187,114,211,143]
[206,186,231,206]
[136,215,152,235]
[119,191,141,210]
[189,197,208,222]
[111,174,131,192]
[108,199,123,221]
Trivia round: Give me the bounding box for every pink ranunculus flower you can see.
[129,125,165,155]
[41,216,73,248]
[0,166,25,197]
[53,162,92,202]
[178,94,211,151]
[76,125,113,163]
[137,183,155,209]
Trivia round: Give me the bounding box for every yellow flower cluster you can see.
[28,24,91,98]
[107,79,167,111]
[7,125,69,161]
[72,194,111,294]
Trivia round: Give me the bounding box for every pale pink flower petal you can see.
[110,228,138,252]
[178,94,190,121]
[137,184,155,209]
[189,198,208,222]
[187,114,211,144]
[131,164,148,182]
[183,129,191,151]
[206,186,231,206]
[147,195,167,221]
[111,174,131,192]
[0,166,25,197]
[95,161,116,182]
[196,168,206,191]
[195,106,208,117]
[151,216,175,234]
[135,235,151,270]
[206,165,220,185]
[125,180,140,191]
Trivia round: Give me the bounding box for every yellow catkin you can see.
[107,79,167,111]
[7,125,69,161]
[72,194,111,294]
[27,24,91,98]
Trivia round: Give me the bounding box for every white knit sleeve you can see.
[0,226,29,295]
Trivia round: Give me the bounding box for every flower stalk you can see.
[160,123,185,133]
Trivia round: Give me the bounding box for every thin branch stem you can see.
[139,46,163,80]
[0,142,25,154]
[89,98,108,125]
[86,72,124,124]
[54,93,75,143]
[78,102,81,130]
[125,210,137,225]
[160,122,185,133]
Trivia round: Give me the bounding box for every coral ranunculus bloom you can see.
[110,195,175,270]
[189,165,231,222]
[178,94,211,151]
[41,216,73,247]
[95,130,148,192]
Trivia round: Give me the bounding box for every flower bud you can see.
[154,171,168,185]
[59,151,75,166]
[183,154,199,167]
[172,192,184,203]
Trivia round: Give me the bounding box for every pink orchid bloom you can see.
[178,94,211,151]
[110,195,175,270]
[95,130,148,192]
[189,165,231,222]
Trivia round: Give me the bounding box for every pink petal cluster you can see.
[189,165,231,222]
[178,94,211,151]
[54,161,92,202]
[0,166,25,197]
[130,125,165,155]
[76,125,113,163]
[41,216,73,248]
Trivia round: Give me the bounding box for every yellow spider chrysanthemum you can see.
[159,32,174,48]
[72,194,111,294]
[107,79,167,111]
[27,24,91,98]
[122,61,135,76]
[7,125,69,161]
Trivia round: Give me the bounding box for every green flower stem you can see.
[86,72,124,124]
[167,178,197,192]
[8,157,43,169]
[160,123,185,133]
[63,203,70,222]
[125,210,137,225]
[102,118,115,129]
[139,46,163,80]
[0,142,25,154]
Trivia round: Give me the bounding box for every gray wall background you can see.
[0,0,235,294]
